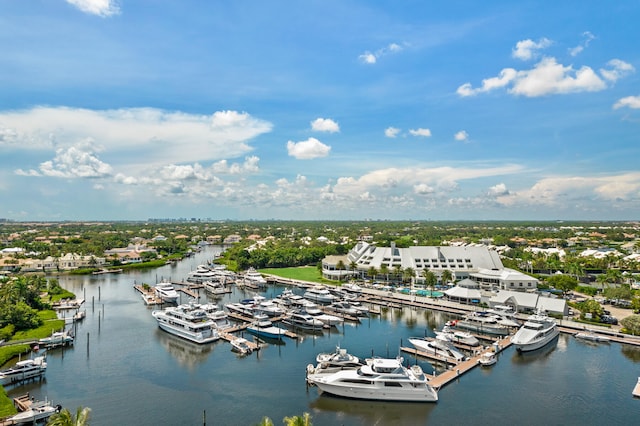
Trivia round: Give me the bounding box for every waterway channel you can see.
[9,246,640,425]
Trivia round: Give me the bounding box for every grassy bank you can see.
[258,266,334,284]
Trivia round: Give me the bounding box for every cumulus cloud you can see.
[0,107,272,165]
[18,139,113,178]
[359,42,404,64]
[569,31,596,57]
[66,0,120,17]
[488,183,509,196]
[286,137,331,159]
[409,128,432,137]
[311,118,340,133]
[458,57,634,98]
[613,95,640,109]
[385,127,401,138]
[512,38,552,61]
[454,130,469,142]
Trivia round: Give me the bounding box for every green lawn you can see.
[258,266,335,285]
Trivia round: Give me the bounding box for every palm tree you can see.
[47,407,91,426]
[283,412,312,426]
[349,261,358,280]
[255,417,274,426]
[441,269,453,286]
[379,264,389,284]
[422,270,437,296]
[336,260,346,282]
[367,266,378,282]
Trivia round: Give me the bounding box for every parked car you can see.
[601,315,618,325]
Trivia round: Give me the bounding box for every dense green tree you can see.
[546,274,578,296]
[620,315,640,335]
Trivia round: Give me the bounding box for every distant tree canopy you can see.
[222,240,342,270]
[546,274,578,295]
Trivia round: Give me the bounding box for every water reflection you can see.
[156,330,215,368]
[309,394,434,425]
[621,343,640,362]
[511,336,559,365]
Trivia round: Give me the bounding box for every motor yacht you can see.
[7,399,61,424]
[478,351,497,367]
[303,286,336,304]
[197,303,233,330]
[283,311,325,332]
[154,282,180,303]
[511,311,559,352]
[152,303,220,344]
[246,314,288,340]
[242,267,267,288]
[452,312,511,336]
[0,356,47,386]
[407,336,467,363]
[186,265,219,283]
[435,325,480,347]
[230,337,253,355]
[307,357,438,402]
[306,346,365,376]
[203,280,231,295]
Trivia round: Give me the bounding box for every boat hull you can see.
[310,378,438,402]
[513,328,559,352]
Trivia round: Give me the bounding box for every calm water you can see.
[11,246,640,425]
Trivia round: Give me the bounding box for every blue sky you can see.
[1,0,639,221]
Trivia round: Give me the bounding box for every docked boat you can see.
[341,282,363,295]
[408,336,467,363]
[574,330,610,343]
[306,346,365,376]
[224,302,255,318]
[303,286,336,304]
[7,399,61,425]
[38,331,74,348]
[253,299,286,318]
[186,265,219,283]
[0,356,47,386]
[154,282,179,303]
[197,303,233,330]
[152,304,220,344]
[282,311,325,332]
[307,357,438,402]
[203,280,231,295]
[453,312,511,336]
[328,301,360,317]
[246,314,288,340]
[435,325,480,347]
[230,337,253,355]
[242,267,267,288]
[511,311,559,352]
[305,308,344,327]
[478,351,497,367]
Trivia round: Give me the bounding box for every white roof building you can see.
[490,290,567,316]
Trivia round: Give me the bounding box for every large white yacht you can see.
[154,282,180,303]
[307,357,438,402]
[435,325,480,347]
[152,303,220,344]
[303,286,336,304]
[186,265,219,283]
[511,311,559,352]
[0,356,47,386]
[242,267,267,288]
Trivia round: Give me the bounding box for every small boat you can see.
[478,351,497,367]
[154,283,179,303]
[8,399,61,425]
[435,325,480,347]
[0,356,47,386]
[38,331,74,348]
[73,310,86,322]
[408,336,467,363]
[306,346,365,376]
[574,330,611,343]
[246,315,288,340]
[230,337,253,355]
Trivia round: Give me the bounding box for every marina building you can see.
[322,242,537,291]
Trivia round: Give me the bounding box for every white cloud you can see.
[286,137,331,159]
[458,57,634,98]
[454,130,469,142]
[488,183,509,196]
[512,38,552,61]
[358,42,405,65]
[569,32,596,57]
[22,139,113,178]
[409,128,432,137]
[613,95,640,109]
[600,59,635,82]
[0,107,272,166]
[311,118,340,133]
[385,127,401,138]
[66,0,120,17]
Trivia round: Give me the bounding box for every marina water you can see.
[12,246,640,425]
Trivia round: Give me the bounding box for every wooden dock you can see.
[415,335,513,390]
[632,377,640,398]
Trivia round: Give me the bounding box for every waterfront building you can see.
[489,290,567,316]
[322,242,534,288]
